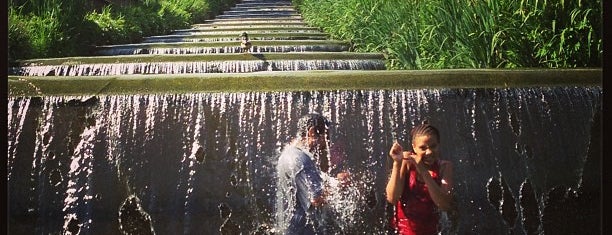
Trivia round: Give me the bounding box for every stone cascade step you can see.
[222,9,298,15]
[215,14,302,19]
[218,0,302,19]
[142,32,330,43]
[171,26,322,35]
[10,53,386,76]
[201,18,306,25]
[9,0,387,76]
[192,21,308,29]
[229,6,296,12]
[234,1,293,8]
[95,40,351,55]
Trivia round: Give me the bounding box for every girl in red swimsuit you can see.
[385,121,455,235]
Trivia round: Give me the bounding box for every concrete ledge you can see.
[96,40,349,50]
[194,21,307,27]
[143,32,329,41]
[8,69,602,97]
[172,26,320,33]
[202,19,306,24]
[13,52,382,66]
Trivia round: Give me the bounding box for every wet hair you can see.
[410,120,440,143]
[296,113,329,138]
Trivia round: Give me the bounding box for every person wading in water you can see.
[385,121,456,235]
[275,113,350,234]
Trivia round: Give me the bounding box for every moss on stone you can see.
[8,69,602,97]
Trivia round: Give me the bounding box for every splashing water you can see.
[7,87,601,234]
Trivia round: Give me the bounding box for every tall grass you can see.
[9,0,96,59]
[295,0,602,69]
[8,0,239,62]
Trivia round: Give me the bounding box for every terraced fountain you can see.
[7,0,602,234]
[9,0,384,78]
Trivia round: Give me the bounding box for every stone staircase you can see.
[9,0,386,76]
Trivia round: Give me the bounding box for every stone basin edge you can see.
[8,68,602,97]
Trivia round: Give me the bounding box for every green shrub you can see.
[8,0,96,59]
[168,0,211,23]
[295,0,602,69]
[120,5,163,40]
[7,0,246,60]
[8,8,34,61]
[12,9,64,59]
[158,0,192,33]
[85,5,128,45]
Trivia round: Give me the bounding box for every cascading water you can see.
[11,59,386,76]
[173,30,321,35]
[96,45,349,56]
[141,35,329,43]
[7,87,601,234]
[8,0,387,76]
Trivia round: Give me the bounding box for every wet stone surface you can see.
[118,195,154,235]
[486,176,518,229]
[486,177,502,211]
[519,180,540,235]
[500,178,518,228]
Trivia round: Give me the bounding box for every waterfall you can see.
[96,45,350,55]
[7,87,601,234]
[11,59,386,76]
[7,97,31,181]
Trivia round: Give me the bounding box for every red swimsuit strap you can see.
[409,160,441,189]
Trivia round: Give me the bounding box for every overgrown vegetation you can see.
[8,0,239,62]
[294,0,602,69]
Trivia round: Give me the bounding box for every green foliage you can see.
[207,0,239,16]
[527,0,602,67]
[167,0,211,23]
[85,6,128,45]
[119,5,164,40]
[158,0,192,32]
[7,6,64,59]
[8,0,240,61]
[8,8,34,60]
[295,0,602,69]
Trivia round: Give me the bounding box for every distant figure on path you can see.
[240,32,252,53]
